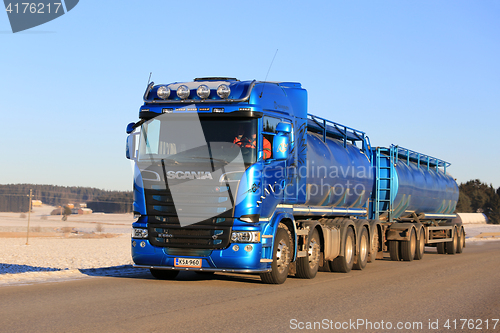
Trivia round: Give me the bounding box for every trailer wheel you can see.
[414,228,425,260]
[329,227,355,273]
[353,227,368,270]
[296,228,321,279]
[368,226,379,263]
[457,227,465,254]
[389,240,400,261]
[446,227,457,255]
[150,269,179,280]
[401,228,416,261]
[437,242,446,254]
[260,226,291,284]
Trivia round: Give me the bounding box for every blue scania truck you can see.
[126,77,462,284]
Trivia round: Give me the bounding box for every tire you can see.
[457,227,465,254]
[150,269,179,280]
[401,228,416,261]
[296,228,321,279]
[389,240,400,261]
[414,228,425,260]
[329,227,355,273]
[260,226,291,284]
[437,242,446,254]
[367,226,379,263]
[353,227,369,270]
[446,227,457,255]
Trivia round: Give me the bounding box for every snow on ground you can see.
[0,235,137,286]
[1,212,499,286]
[463,223,500,241]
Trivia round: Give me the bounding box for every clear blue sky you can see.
[1,1,499,191]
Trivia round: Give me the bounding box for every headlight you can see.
[157,86,170,99]
[196,84,210,99]
[132,228,148,239]
[231,231,260,243]
[177,85,190,99]
[217,84,230,99]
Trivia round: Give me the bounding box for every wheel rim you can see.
[345,234,353,263]
[453,229,458,249]
[308,238,320,269]
[276,239,290,274]
[359,233,368,261]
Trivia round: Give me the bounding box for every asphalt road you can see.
[1,242,499,333]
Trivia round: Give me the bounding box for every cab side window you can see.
[262,116,293,160]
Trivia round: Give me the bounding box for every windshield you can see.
[138,114,258,166]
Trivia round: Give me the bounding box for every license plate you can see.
[174,258,202,268]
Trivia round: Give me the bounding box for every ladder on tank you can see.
[374,147,395,221]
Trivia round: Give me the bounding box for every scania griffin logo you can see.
[166,171,213,180]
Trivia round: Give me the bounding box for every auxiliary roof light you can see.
[196,84,210,99]
[157,85,170,100]
[177,85,190,99]
[217,84,231,99]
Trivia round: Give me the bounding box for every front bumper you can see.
[133,264,270,273]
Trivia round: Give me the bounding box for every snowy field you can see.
[1,208,499,286]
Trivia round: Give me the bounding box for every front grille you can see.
[144,185,234,221]
[149,224,231,249]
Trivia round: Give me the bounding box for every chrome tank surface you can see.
[305,132,374,208]
[392,160,459,218]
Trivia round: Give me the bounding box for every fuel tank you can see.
[305,132,374,208]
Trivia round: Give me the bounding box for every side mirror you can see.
[273,134,289,160]
[276,122,291,134]
[126,122,136,134]
[126,133,138,160]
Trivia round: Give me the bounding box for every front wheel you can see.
[296,229,321,279]
[260,226,291,284]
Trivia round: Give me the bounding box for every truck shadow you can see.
[0,263,62,274]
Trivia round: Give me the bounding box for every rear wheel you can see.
[260,226,291,284]
[457,227,465,254]
[414,228,425,260]
[401,228,416,261]
[150,269,179,280]
[368,226,379,263]
[437,242,446,254]
[446,227,458,255]
[353,227,369,270]
[296,229,321,279]
[329,227,355,273]
[389,240,400,261]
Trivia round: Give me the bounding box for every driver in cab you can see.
[234,128,271,160]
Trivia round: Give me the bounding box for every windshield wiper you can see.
[192,156,229,164]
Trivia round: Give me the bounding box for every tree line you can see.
[0,184,132,213]
[455,179,500,224]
